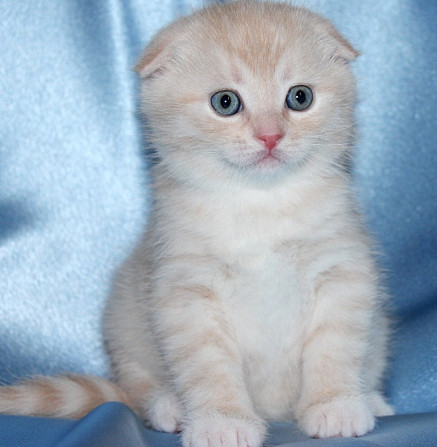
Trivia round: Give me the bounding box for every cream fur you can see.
[0,2,393,446]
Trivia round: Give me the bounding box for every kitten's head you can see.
[136,1,358,190]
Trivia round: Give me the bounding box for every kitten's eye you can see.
[285,85,313,111]
[211,91,241,116]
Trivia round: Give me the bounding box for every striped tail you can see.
[0,375,132,419]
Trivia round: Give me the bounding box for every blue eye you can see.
[211,91,241,116]
[285,85,313,111]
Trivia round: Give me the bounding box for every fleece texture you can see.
[0,0,436,422]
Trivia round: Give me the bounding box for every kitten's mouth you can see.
[257,152,281,163]
[249,151,285,169]
[222,148,290,174]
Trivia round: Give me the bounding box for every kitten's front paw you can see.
[299,396,375,438]
[182,412,265,447]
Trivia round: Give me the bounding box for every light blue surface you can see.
[0,1,437,444]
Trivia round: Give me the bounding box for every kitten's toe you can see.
[145,390,183,433]
[182,412,265,447]
[299,395,375,438]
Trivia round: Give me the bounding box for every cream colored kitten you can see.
[0,2,394,446]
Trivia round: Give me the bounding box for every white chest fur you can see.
[221,244,307,420]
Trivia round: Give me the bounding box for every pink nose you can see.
[257,133,283,151]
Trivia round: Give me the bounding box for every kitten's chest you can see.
[223,244,306,357]
[227,243,301,305]
[222,246,307,419]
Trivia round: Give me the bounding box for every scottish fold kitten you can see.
[0,1,393,446]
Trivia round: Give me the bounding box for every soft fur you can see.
[0,2,393,446]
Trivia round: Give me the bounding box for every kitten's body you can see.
[0,2,393,446]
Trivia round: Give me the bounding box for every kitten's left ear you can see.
[318,20,359,62]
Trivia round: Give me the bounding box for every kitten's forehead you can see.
[189,1,339,81]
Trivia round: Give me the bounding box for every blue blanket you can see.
[0,0,436,445]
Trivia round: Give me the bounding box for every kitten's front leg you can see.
[297,266,380,438]
[152,278,265,447]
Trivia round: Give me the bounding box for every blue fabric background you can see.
[0,0,436,444]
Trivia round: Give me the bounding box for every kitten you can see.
[0,1,394,446]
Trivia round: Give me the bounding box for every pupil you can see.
[221,95,231,108]
[295,90,306,104]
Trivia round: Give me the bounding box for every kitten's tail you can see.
[0,375,131,419]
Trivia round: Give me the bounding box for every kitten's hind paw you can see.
[369,392,394,417]
[299,396,375,438]
[145,390,183,433]
[182,412,265,447]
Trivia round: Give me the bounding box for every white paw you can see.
[299,396,375,438]
[146,390,183,433]
[182,412,265,447]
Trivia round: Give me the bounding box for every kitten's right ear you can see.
[134,21,188,79]
[318,21,359,63]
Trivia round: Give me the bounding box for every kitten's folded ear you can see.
[134,20,188,79]
[316,18,359,63]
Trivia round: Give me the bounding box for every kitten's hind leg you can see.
[144,388,183,433]
[113,369,183,433]
[369,392,394,417]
